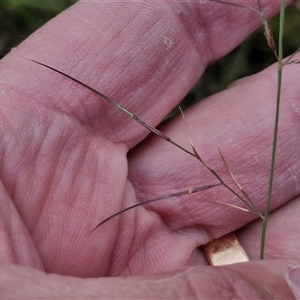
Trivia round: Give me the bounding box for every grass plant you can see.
[5,0,299,259]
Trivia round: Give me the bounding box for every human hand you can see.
[0,1,300,298]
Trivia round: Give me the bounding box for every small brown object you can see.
[203,232,249,266]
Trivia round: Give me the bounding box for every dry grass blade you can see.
[90,183,221,231]
[26,58,198,160]
[207,200,256,214]
[218,148,263,218]
[179,107,263,219]
[179,107,222,181]
[284,46,300,65]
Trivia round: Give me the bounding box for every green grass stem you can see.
[260,0,285,259]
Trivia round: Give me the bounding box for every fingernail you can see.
[287,266,300,299]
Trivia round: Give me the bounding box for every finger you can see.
[0,260,298,299]
[126,54,300,262]
[1,1,287,147]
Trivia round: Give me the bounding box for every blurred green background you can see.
[0,0,299,106]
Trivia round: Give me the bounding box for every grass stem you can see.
[260,0,285,259]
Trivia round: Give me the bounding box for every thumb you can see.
[0,260,298,299]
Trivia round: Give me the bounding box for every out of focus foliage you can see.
[0,0,299,106]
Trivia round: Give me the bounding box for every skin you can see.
[0,0,299,298]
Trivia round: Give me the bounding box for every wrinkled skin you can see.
[0,0,300,298]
